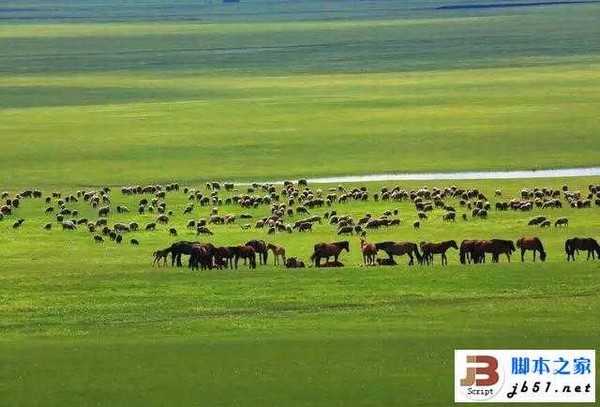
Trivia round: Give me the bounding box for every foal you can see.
[267,243,286,266]
[152,249,170,267]
[360,239,377,265]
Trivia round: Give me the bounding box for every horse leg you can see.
[442,253,446,266]
[533,250,536,262]
[521,249,525,262]
[408,253,414,266]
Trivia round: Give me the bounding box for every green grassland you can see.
[1,177,600,406]
[1,1,600,187]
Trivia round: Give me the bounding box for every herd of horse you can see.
[153,236,600,270]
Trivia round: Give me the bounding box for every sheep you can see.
[413,221,420,229]
[130,239,139,245]
[61,221,76,230]
[169,228,178,236]
[43,223,52,230]
[555,217,569,227]
[196,226,213,235]
[94,235,104,243]
[145,222,157,231]
[116,234,123,244]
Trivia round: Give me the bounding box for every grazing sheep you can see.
[169,228,178,236]
[555,217,569,227]
[145,222,156,231]
[156,214,169,224]
[61,221,76,230]
[443,212,456,222]
[94,235,104,243]
[462,214,468,221]
[12,219,25,229]
[43,223,52,230]
[130,239,139,245]
[98,206,110,217]
[116,234,123,244]
[413,221,420,229]
[196,226,213,235]
[540,220,551,228]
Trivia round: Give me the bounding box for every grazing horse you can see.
[169,241,200,267]
[360,238,377,265]
[231,245,257,269]
[420,240,458,266]
[189,244,215,270]
[472,239,515,263]
[246,240,268,265]
[267,243,286,266]
[565,237,600,261]
[152,249,170,267]
[214,246,235,269]
[459,240,478,264]
[375,241,422,266]
[516,237,547,262]
[311,241,350,267]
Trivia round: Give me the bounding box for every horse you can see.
[285,257,306,268]
[214,246,235,269]
[420,240,458,265]
[152,249,170,267]
[459,240,478,264]
[189,244,214,271]
[472,239,515,263]
[360,238,377,265]
[245,240,268,265]
[168,241,200,267]
[267,243,286,266]
[374,241,422,266]
[231,245,257,269]
[516,237,547,262]
[565,237,600,261]
[311,241,349,267]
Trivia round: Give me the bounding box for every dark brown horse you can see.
[472,239,515,263]
[214,246,235,269]
[565,237,600,261]
[459,240,478,264]
[420,240,458,265]
[189,243,216,270]
[169,240,201,267]
[231,245,257,269]
[375,241,422,266]
[245,240,268,265]
[516,237,547,262]
[311,241,349,267]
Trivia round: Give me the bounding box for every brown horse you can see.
[214,246,235,269]
[420,240,458,265]
[245,240,268,265]
[375,241,422,266]
[360,238,377,265]
[459,240,478,264]
[565,237,600,261]
[516,237,547,262]
[189,243,215,270]
[231,245,257,269]
[311,241,349,267]
[472,239,515,263]
[267,243,286,266]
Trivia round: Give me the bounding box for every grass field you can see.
[1,177,600,405]
[2,0,600,405]
[1,1,600,187]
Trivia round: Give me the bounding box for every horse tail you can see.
[564,239,572,255]
[459,247,466,264]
